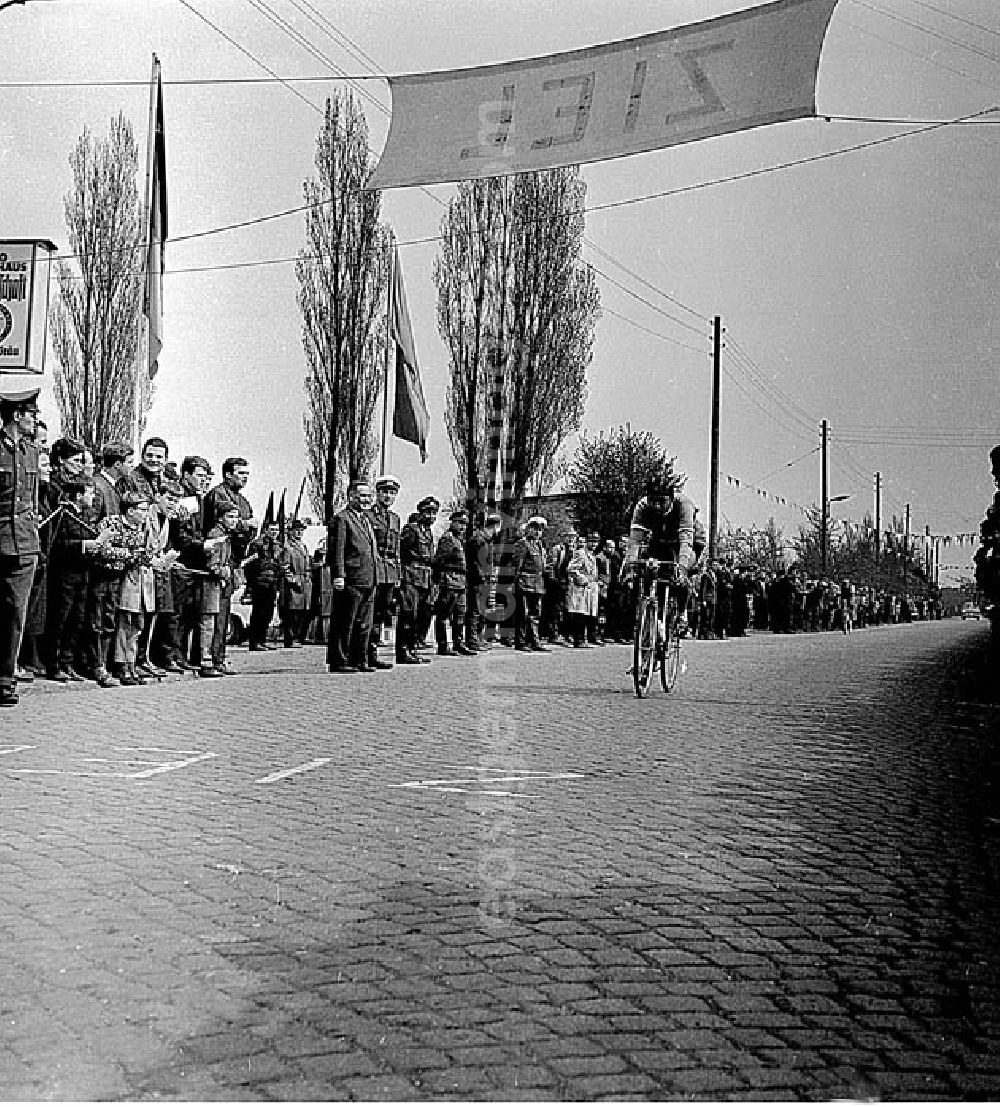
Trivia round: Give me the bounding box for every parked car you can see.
[228,592,253,644]
[961,601,981,620]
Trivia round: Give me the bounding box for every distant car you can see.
[961,601,981,620]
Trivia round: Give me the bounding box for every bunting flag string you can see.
[723,472,808,514]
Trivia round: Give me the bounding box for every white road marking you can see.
[392,772,583,788]
[2,747,217,779]
[255,758,331,785]
[390,768,584,795]
[115,747,206,755]
[128,752,218,779]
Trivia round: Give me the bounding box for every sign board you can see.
[0,239,57,375]
[369,0,839,190]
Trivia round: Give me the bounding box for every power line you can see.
[724,338,818,431]
[599,305,706,355]
[719,446,821,503]
[719,359,818,445]
[176,0,321,114]
[842,16,1000,94]
[850,0,1000,68]
[582,237,706,323]
[585,262,706,338]
[895,0,999,40]
[583,106,998,217]
[287,0,384,76]
[245,0,387,116]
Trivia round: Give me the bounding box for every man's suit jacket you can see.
[92,471,121,521]
[327,507,377,589]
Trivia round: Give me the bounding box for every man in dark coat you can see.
[326,480,379,673]
[280,518,312,647]
[204,457,257,672]
[397,497,437,664]
[243,520,288,651]
[366,474,401,668]
[698,563,718,639]
[465,511,499,651]
[433,509,476,656]
[43,437,92,682]
[160,454,212,669]
[513,516,548,651]
[714,561,733,639]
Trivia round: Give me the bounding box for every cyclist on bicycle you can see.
[627,475,698,631]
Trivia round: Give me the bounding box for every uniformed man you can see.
[279,518,312,647]
[396,496,438,664]
[465,510,500,651]
[0,388,42,706]
[433,509,477,656]
[512,515,549,651]
[366,474,401,669]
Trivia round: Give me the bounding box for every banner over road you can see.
[369,0,838,191]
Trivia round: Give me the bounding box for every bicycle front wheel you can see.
[633,596,657,698]
[661,599,682,692]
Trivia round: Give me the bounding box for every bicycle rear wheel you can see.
[633,596,657,698]
[661,599,682,692]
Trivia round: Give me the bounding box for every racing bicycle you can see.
[631,558,684,698]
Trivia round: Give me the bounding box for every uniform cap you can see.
[289,518,307,531]
[417,495,440,512]
[375,474,400,491]
[527,515,548,528]
[485,512,502,526]
[0,385,40,406]
[450,509,469,523]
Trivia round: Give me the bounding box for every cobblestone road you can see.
[2,620,998,1100]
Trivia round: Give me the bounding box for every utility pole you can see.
[903,502,911,592]
[708,315,722,563]
[820,419,829,573]
[873,471,882,567]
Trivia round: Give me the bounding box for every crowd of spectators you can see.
[511,527,942,648]
[0,384,952,709]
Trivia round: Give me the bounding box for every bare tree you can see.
[50,113,146,449]
[297,91,391,520]
[434,168,599,519]
[503,170,597,515]
[434,179,504,513]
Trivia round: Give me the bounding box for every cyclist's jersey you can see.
[629,494,697,570]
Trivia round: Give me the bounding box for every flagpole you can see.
[134,52,159,457]
[380,244,395,476]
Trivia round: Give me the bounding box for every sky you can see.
[2,0,997,584]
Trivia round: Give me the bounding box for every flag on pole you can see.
[389,248,430,462]
[145,56,168,379]
[292,475,307,524]
[262,491,275,532]
[277,489,287,544]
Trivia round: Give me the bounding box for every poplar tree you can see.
[297,91,390,520]
[434,168,599,519]
[50,113,147,449]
